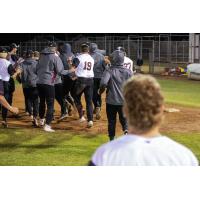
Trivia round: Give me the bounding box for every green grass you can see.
[0,128,107,166]
[0,77,200,165]
[0,129,200,165]
[158,78,200,108]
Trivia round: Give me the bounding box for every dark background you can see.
[0,33,189,46]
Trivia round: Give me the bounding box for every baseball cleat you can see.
[87,121,93,128]
[43,124,55,132]
[39,118,45,127]
[79,116,86,123]
[2,121,8,128]
[124,130,128,135]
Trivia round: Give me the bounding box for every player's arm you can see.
[54,56,75,75]
[0,80,19,114]
[0,95,19,114]
[99,69,111,94]
[72,57,80,68]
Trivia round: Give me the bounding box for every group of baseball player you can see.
[0,42,134,137]
[0,41,198,166]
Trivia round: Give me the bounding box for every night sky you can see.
[0,33,189,46]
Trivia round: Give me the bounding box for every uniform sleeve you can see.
[100,69,111,88]
[54,56,64,75]
[72,57,80,68]
[7,64,16,76]
[90,144,107,166]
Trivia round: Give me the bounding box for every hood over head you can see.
[89,43,98,53]
[110,50,124,66]
[61,43,73,57]
[23,58,36,65]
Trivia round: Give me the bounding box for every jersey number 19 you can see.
[83,61,92,71]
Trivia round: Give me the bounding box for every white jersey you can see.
[123,56,133,72]
[0,58,11,82]
[91,134,198,166]
[75,53,94,78]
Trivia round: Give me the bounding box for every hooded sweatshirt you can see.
[90,43,106,79]
[100,50,133,105]
[60,43,74,70]
[21,58,38,88]
[36,47,66,86]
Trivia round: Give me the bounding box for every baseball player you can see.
[0,47,20,127]
[116,47,135,73]
[98,50,133,141]
[72,43,94,128]
[89,75,199,166]
[89,43,106,120]
[36,42,75,132]
[59,43,76,116]
[5,43,19,110]
[20,50,39,126]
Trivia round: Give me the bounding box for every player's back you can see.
[123,56,133,72]
[91,134,199,166]
[75,53,94,78]
[105,66,132,105]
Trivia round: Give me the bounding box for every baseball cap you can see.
[10,43,19,49]
[0,47,8,58]
[0,47,8,53]
[116,46,125,52]
[81,43,89,48]
[48,41,57,48]
[26,50,34,58]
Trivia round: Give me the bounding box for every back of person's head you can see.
[0,47,8,59]
[123,75,164,133]
[89,43,98,53]
[34,51,40,59]
[110,50,124,66]
[80,43,89,53]
[25,50,34,58]
[9,43,19,53]
[116,46,126,56]
[48,41,57,52]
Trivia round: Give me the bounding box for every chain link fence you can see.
[18,35,190,74]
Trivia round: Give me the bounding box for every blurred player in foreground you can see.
[89,75,198,166]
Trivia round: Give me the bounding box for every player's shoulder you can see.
[124,56,133,62]
[161,136,197,157]
[92,135,138,165]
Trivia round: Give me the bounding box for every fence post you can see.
[104,36,106,52]
[128,35,130,57]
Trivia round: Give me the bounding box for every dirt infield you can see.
[3,85,200,136]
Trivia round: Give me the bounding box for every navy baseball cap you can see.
[0,47,8,53]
